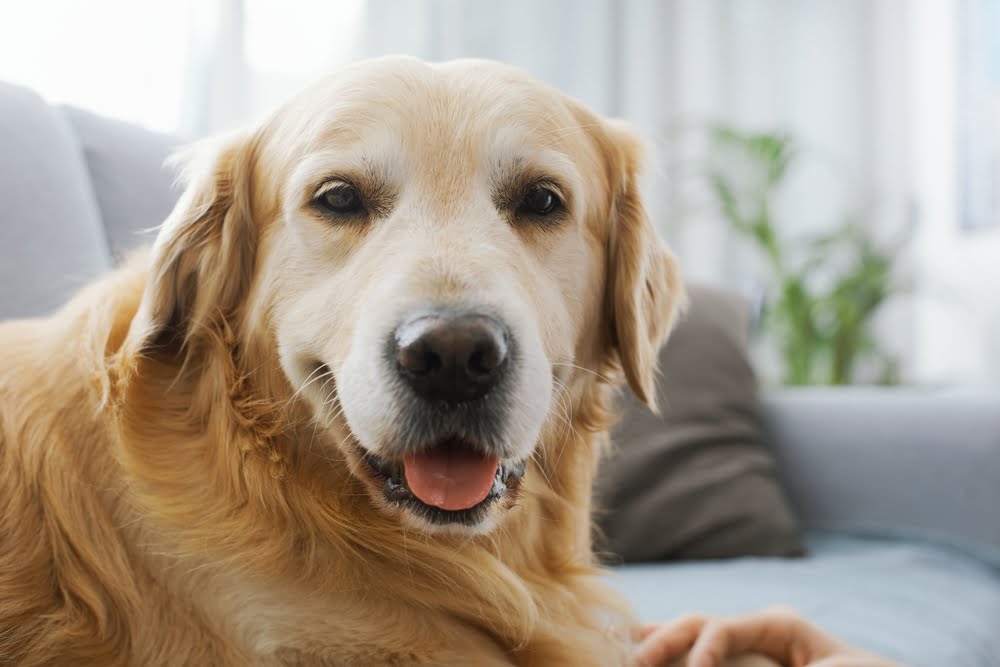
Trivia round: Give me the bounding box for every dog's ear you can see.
[132,131,258,353]
[602,121,685,410]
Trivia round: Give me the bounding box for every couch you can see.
[2,81,999,667]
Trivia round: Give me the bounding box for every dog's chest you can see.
[200,576,473,666]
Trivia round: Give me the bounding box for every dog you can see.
[0,57,775,666]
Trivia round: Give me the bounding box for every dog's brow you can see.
[287,150,397,204]
[487,127,581,183]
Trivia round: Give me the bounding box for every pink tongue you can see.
[403,445,500,511]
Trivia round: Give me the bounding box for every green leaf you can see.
[695,122,908,386]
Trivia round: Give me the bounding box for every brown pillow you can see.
[593,286,805,562]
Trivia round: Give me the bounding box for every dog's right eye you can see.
[314,182,366,217]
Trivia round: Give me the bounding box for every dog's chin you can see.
[347,437,528,536]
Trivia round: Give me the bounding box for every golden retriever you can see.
[0,57,776,667]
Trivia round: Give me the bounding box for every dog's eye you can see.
[315,182,365,217]
[518,186,561,217]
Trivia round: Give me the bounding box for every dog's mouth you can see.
[359,438,527,526]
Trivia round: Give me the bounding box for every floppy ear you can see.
[604,122,685,409]
[131,132,258,353]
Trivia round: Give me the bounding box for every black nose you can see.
[393,312,510,404]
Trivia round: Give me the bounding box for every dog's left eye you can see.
[518,186,561,217]
[314,182,366,217]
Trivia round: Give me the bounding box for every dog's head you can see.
[130,57,682,536]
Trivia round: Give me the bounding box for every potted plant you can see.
[704,127,909,385]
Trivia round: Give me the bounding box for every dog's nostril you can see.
[395,337,441,376]
[393,311,510,404]
[468,337,506,378]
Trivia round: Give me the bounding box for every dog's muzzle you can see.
[362,309,524,522]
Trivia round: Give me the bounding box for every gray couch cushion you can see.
[764,388,1000,567]
[60,106,181,258]
[594,286,805,562]
[0,83,111,320]
[610,532,1000,667]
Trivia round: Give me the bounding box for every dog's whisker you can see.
[506,384,576,488]
[527,448,555,489]
[549,379,578,472]
[293,364,332,399]
[297,371,343,461]
[529,377,578,479]
[551,380,575,428]
[551,361,614,385]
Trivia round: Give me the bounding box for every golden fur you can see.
[0,57,773,666]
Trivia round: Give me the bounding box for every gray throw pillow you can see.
[593,286,805,562]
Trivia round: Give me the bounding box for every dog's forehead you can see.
[272,57,597,161]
